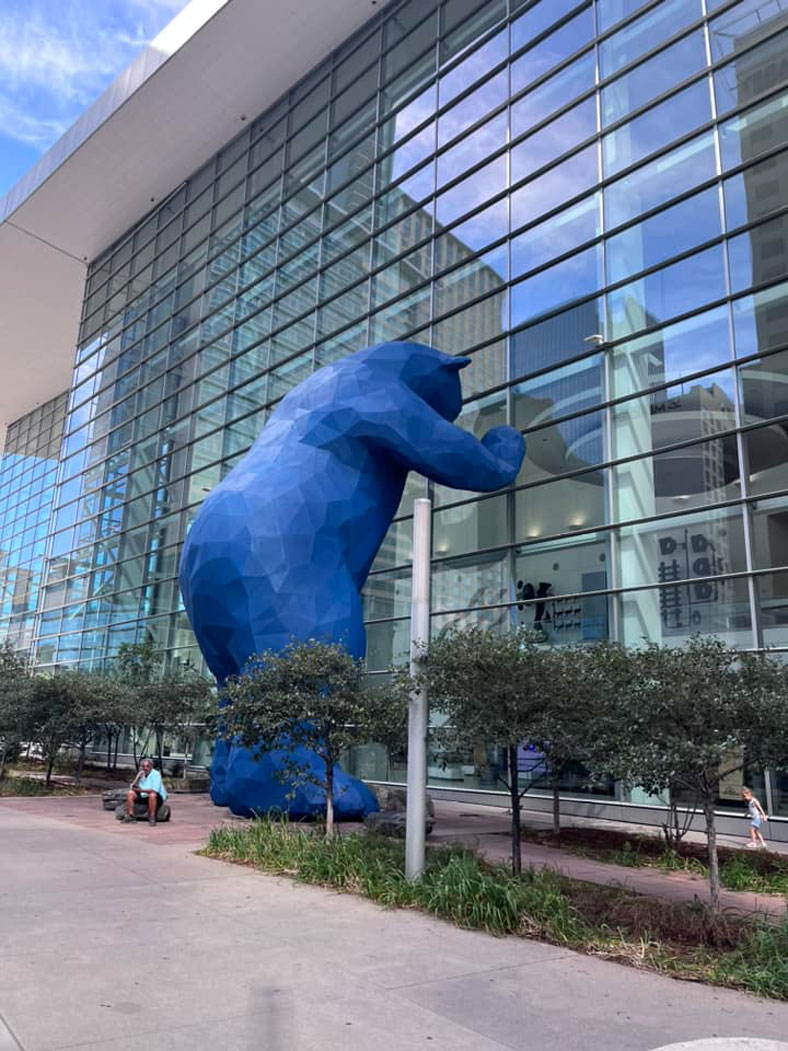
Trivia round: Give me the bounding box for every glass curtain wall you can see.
[0,393,68,658]
[31,0,788,813]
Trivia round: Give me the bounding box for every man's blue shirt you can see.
[138,768,167,800]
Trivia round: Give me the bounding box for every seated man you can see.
[124,758,168,826]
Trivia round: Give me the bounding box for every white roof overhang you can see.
[0,0,377,430]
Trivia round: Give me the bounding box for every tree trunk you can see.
[76,735,86,785]
[0,743,7,780]
[325,759,335,839]
[106,729,112,772]
[508,744,522,876]
[156,730,164,775]
[704,800,721,914]
[552,775,561,837]
[46,753,55,787]
[113,731,119,772]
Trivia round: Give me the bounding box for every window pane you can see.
[719,89,788,170]
[612,304,732,397]
[608,245,727,340]
[724,147,788,230]
[733,278,788,357]
[740,348,788,426]
[511,8,594,95]
[599,0,702,79]
[512,194,600,279]
[601,29,707,127]
[511,96,597,184]
[511,51,596,141]
[728,211,788,293]
[745,420,788,496]
[511,144,597,229]
[603,79,711,179]
[606,186,722,284]
[511,245,603,329]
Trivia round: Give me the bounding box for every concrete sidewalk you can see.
[1,797,788,1051]
[2,793,784,919]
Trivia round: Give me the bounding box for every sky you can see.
[0,0,187,198]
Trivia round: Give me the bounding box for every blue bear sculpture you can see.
[179,341,525,818]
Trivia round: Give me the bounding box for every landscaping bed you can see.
[202,818,788,1001]
[519,824,788,897]
[0,775,91,797]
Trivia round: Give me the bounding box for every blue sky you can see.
[0,0,186,198]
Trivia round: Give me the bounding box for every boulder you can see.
[102,789,128,811]
[368,785,435,818]
[114,801,171,823]
[364,810,433,838]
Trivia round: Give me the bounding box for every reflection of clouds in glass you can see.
[385,85,436,145]
[439,28,507,105]
[511,0,581,52]
[605,132,716,227]
[512,144,596,230]
[386,122,435,182]
[436,156,506,226]
[511,246,603,328]
[438,70,507,147]
[511,9,594,94]
[512,52,594,142]
[512,195,600,279]
[512,97,596,185]
[437,112,507,186]
[603,80,710,179]
[436,199,508,260]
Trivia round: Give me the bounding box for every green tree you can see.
[219,639,406,837]
[421,626,551,874]
[64,671,129,784]
[0,639,32,779]
[27,674,78,785]
[588,637,788,913]
[113,640,212,771]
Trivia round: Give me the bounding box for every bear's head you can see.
[360,341,471,422]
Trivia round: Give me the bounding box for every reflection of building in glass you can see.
[0,393,68,655]
[5,0,788,824]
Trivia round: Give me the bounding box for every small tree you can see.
[220,639,406,837]
[421,626,550,874]
[530,644,618,836]
[113,640,212,773]
[589,637,788,913]
[63,672,129,784]
[0,640,32,778]
[145,666,214,779]
[27,674,79,785]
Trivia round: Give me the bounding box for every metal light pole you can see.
[405,497,431,882]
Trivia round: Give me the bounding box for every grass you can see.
[202,817,788,1001]
[0,775,89,797]
[521,825,788,898]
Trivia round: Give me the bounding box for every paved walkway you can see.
[2,793,784,919]
[1,797,787,1051]
[429,802,788,919]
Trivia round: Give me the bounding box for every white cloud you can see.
[0,0,185,151]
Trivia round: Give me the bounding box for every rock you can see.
[368,785,435,818]
[364,810,433,838]
[102,789,128,811]
[114,802,171,823]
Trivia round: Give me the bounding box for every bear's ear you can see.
[442,356,471,371]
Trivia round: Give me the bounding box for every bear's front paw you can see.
[481,426,526,477]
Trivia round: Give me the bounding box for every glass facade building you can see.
[7,0,788,821]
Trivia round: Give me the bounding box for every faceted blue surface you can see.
[179,341,525,818]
